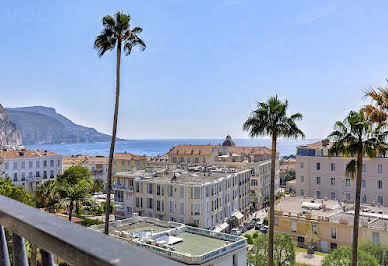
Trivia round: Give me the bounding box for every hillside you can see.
[6,106,114,144]
[0,104,23,146]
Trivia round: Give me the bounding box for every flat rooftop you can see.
[144,171,241,185]
[275,196,343,218]
[110,222,168,234]
[172,231,228,255]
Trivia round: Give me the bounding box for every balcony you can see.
[0,195,179,266]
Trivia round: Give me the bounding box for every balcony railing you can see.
[0,195,180,266]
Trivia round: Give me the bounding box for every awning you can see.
[233,211,244,220]
[213,222,229,232]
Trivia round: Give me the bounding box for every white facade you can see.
[0,150,62,192]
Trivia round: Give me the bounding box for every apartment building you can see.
[274,196,388,252]
[0,149,62,192]
[91,215,247,266]
[113,168,251,229]
[113,153,148,174]
[63,155,108,182]
[167,136,279,209]
[296,140,388,206]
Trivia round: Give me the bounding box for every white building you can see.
[91,215,247,266]
[0,150,62,192]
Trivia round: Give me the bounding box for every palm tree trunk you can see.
[104,40,122,235]
[69,200,73,221]
[352,150,363,266]
[268,132,277,266]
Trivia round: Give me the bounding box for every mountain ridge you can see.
[6,106,117,145]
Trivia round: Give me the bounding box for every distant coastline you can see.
[26,138,320,157]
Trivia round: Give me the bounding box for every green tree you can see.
[248,233,295,266]
[34,179,60,212]
[0,177,35,206]
[92,178,104,193]
[328,110,387,266]
[323,246,378,266]
[358,242,388,265]
[253,231,259,239]
[243,95,304,265]
[56,166,93,221]
[94,12,146,235]
[304,232,318,254]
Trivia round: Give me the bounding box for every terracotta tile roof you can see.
[0,150,60,159]
[62,155,108,165]
[166,145,217,156]
[297,140,332,149]
[114,153,148,160]
[228,146,275,156]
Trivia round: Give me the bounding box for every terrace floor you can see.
[110,222,167,234]
[172,232,227,255]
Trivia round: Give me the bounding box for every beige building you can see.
[113,153,148,174]
[296,140,388,206]
[63,155,108,182]
[167,136,280,209]
[0,149,62,192]
[113,168,251,230]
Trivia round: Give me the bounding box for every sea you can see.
[25,139,320,158]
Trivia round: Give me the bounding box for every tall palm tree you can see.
[94,12,146,235]
[328,110,387,266]
[362,83,388,124]
[243,95,304,266]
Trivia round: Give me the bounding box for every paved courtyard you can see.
[295,252,324,266]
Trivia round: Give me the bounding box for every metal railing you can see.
[0,195,180,266]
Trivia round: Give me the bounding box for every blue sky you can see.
[1,0,388,139]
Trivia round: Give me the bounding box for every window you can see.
[362,179,366,188]
[192,203,200,215]
[169,200,174,213]
[378,196,384,205]
[300,162,304,169]
[21,172,25,181]
[316,176,321,185]
[291,220,297,232]
[316,191,321,199]
[168,185,173,197]
[233,254,238,266]
[43,171,47,179]
[331,227,337,239]
[346,179,350,187]
[157,184,161,195]
[300,189,304,196]
[29,161,33,168]
[13,173,17,182]
[50,160,54,167]
[316,163,320,170]
[36,161,40,168]
[330,192,336,200]
[180,202,184,215]
[331,177,335,186]
[378,164,383,174]
[362,195,367,203]
[50,170,54,178]
[312,224,318,234]
[193,187,200,199]
[21,161,25,169]
[362,164,366,173]
[36,171,40,177]
[180,187,184,198]
[13,162,17,169]
[300,176,304,184]
[4,162,9,169]
[346,193,351,200]
[378,180,383,190]
[121,161,124,166]
[147,198,153,209]
[147,184,153,194]
[330,163,335,171]
[372,232,380,244]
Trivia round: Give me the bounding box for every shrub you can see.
[244,233,253,245]
[263,216,268,225]
[252,231,259,239]
[322,246,378,266]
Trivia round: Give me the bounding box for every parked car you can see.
[254,222,262,230]
[239,225,247,233]
[259,225,268,234]
[230,228,242,236]
[243,220,255,230]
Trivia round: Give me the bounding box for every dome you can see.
[222,135,236,146]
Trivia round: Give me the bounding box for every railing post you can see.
[12,234,28,266]
[40,249,54,266]
[0,226,10,266]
